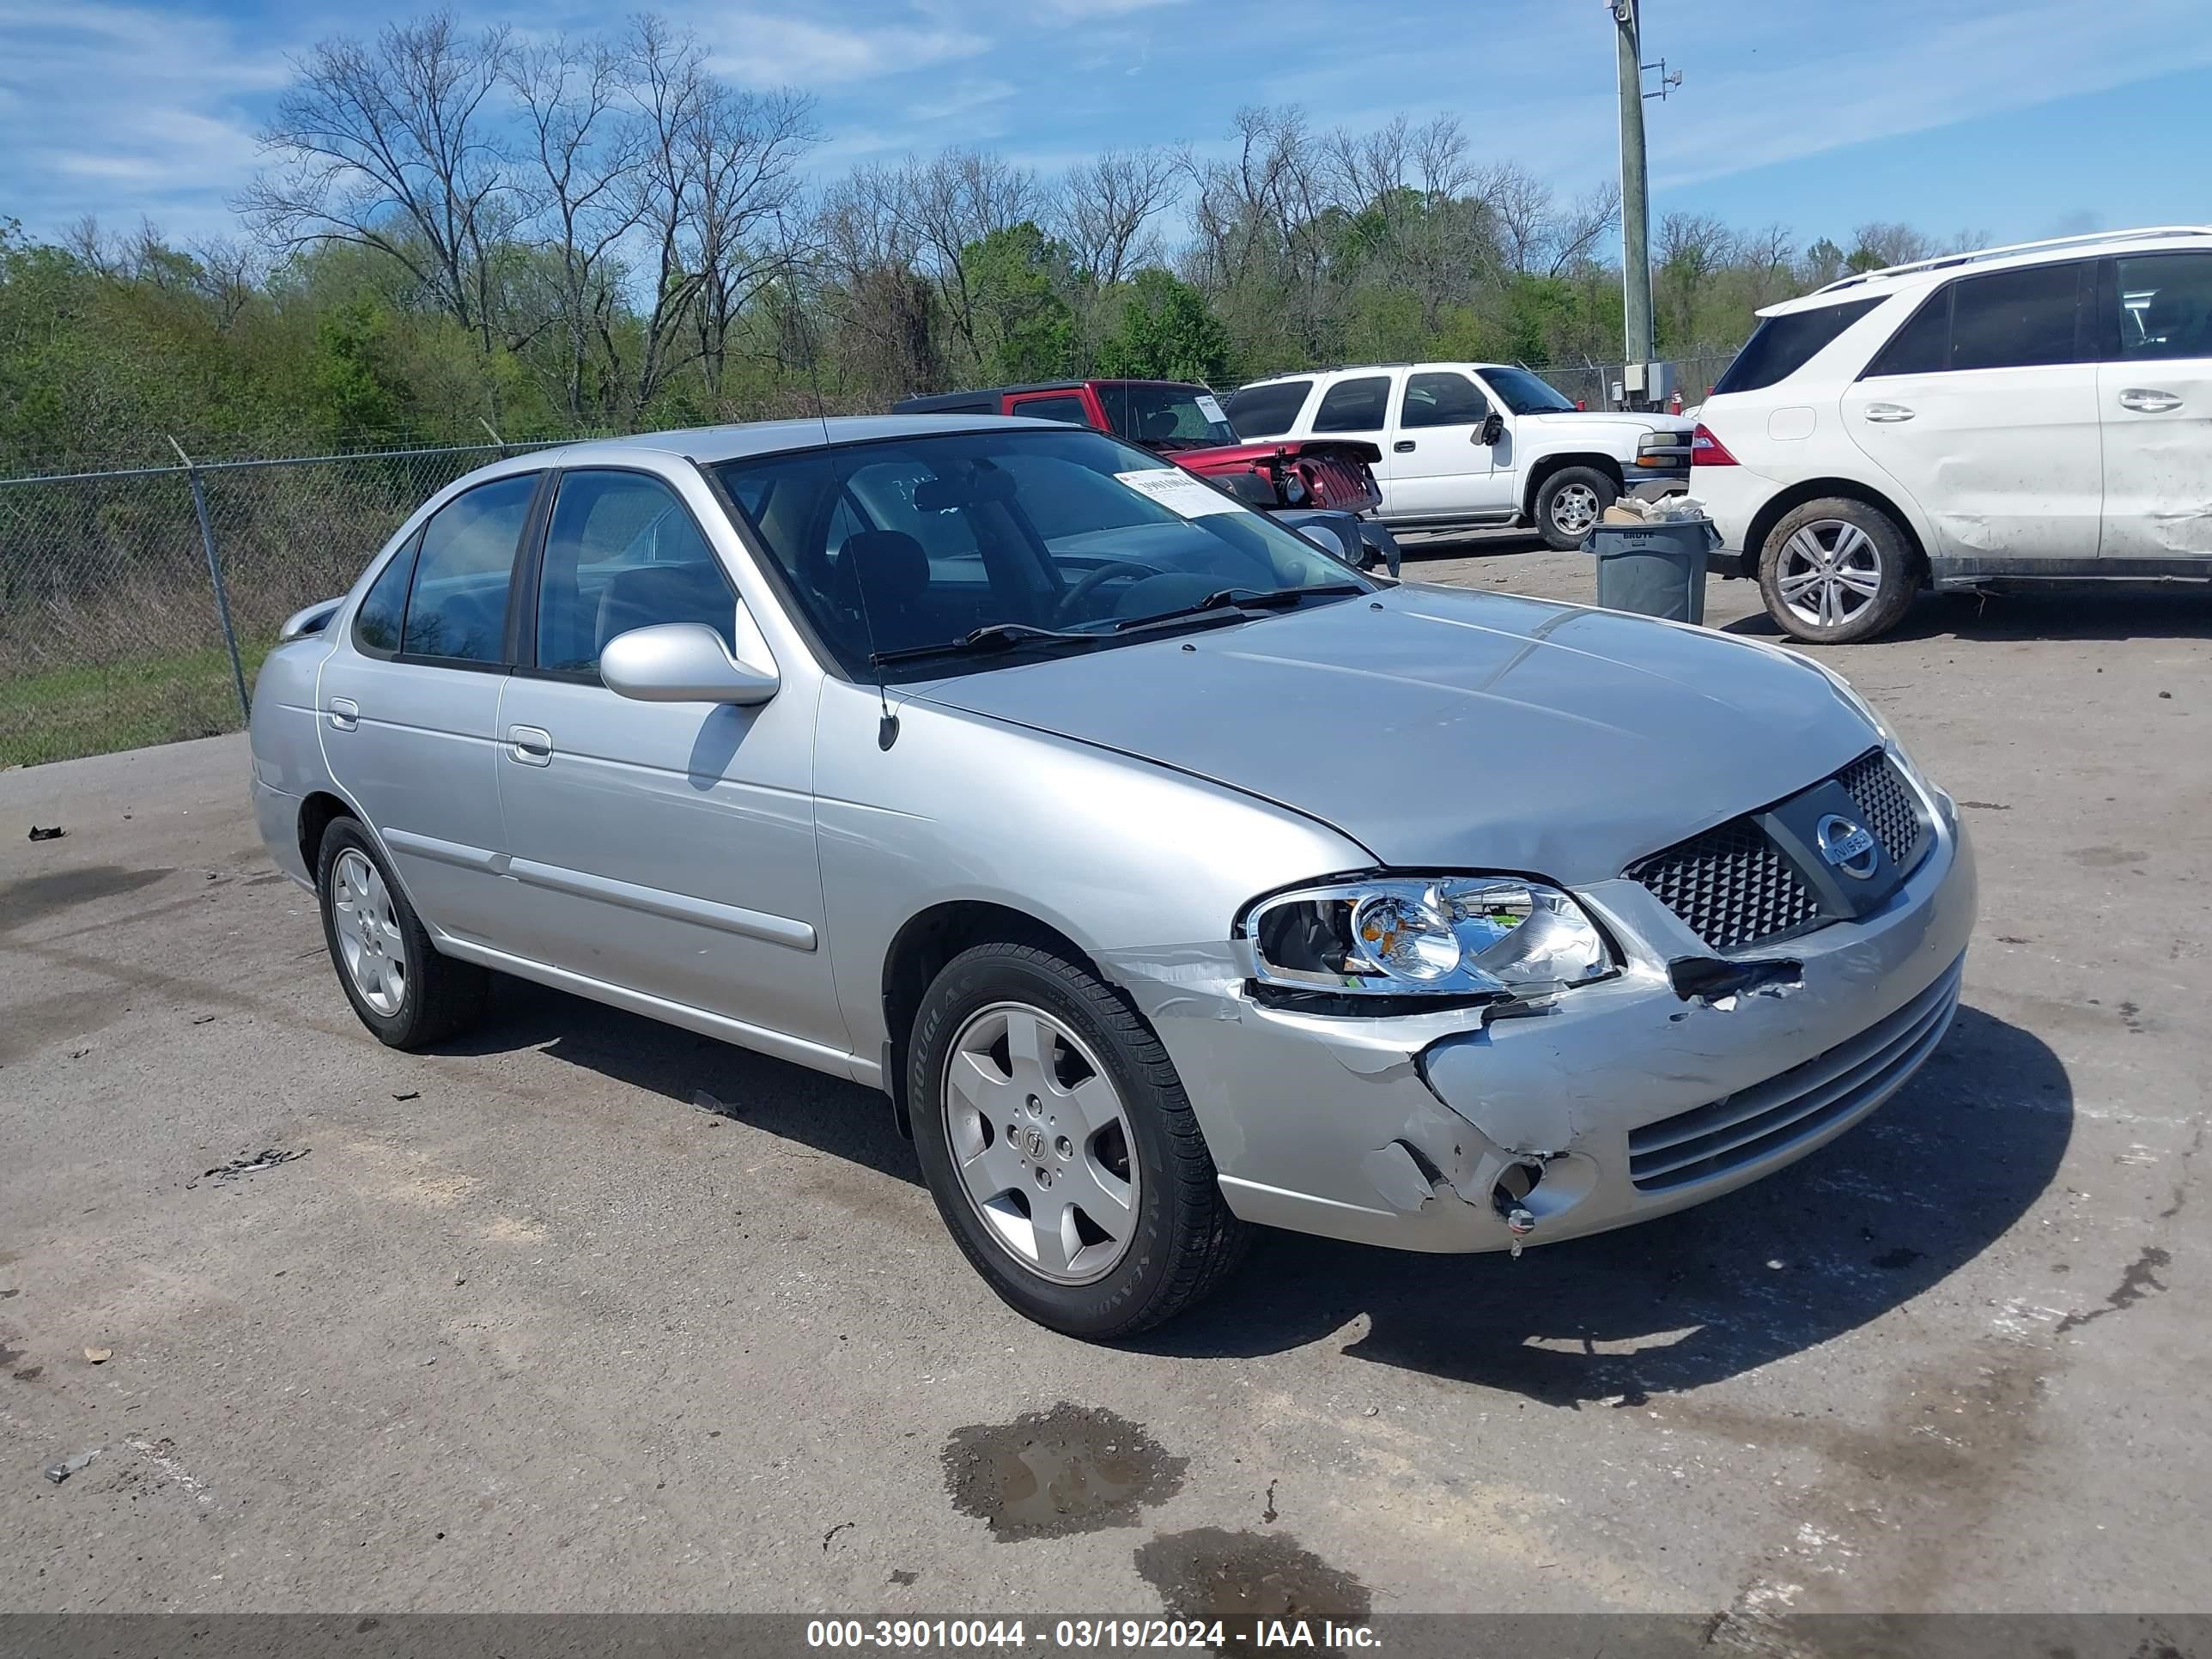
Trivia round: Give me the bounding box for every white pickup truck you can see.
[1225,362,1695,550]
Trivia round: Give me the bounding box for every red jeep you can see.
[891,379,1398,572]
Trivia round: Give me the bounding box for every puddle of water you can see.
[1134,1528,1371,1650]
[942,1402,1185,1540]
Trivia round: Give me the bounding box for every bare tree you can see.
[505,32,641,420]
[900,148,1041,374]
[1476,161,1553,276]
[683,82,818,399]
[240,12,513,351]
[1545,179,1620,276]
[1052,147,1181,288]
[817,163,940,398]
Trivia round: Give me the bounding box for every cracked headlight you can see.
[1246,875,1613,999]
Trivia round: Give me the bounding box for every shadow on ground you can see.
[445,975,922,1187]
[1723,585,2212,644]
[454,977,2068,1407]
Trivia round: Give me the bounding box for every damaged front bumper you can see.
[1109,803,1977,1254]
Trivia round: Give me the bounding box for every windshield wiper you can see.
[871,622,1101,667]
[1112,581,1364,632]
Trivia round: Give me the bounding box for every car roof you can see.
[506,413,1065,472]
[1759,225,2212,318]
[1236,362,1514,388]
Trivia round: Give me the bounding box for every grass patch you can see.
[1,639,270,768]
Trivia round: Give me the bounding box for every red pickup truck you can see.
[891,379,1398,572]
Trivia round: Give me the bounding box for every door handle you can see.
[2118,388,2183,413]
[326,697,359,732]
[1393,440,1416,453]
[1862,404,1915,423]
[507,725,553,766]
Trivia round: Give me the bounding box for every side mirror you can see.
[1476,412,1504,447]
[601,621,779,706]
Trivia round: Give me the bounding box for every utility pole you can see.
[1613,0,1655,380]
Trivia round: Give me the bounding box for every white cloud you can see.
[0,1,295,240]
[705,15,989,89]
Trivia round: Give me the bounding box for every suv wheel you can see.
[1534,466,1616,550]
[1759,498,1918,643]
[908,943,1249,1338]
[316,818,489,1049]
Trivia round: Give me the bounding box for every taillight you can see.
[1690,422,1739,466]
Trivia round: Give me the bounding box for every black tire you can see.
[1534,465,1618,550]
[908,943,1250,1338]
[315,817,489,1050]
[1757,496,1919,643]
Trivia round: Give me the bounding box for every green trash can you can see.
[1584,516,1720,624]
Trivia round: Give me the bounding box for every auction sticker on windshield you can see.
[1116,470,1241,518]
[1195,393,1228,424]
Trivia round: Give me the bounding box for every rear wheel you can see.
[316,818,489,1049]
[1534,466,1616,550]
[908,943,1249,1338]
[1758,497,1918,643]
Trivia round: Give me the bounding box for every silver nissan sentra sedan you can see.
[249,415,1976,1337]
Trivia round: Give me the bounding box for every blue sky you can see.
[3,0,2209,254]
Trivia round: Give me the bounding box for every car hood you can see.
[1518,410,1695,437]
[909,585,1881,886]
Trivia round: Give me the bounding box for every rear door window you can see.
[1948,262,2087,371]
[2112,252,2212,361]
[1863,261,2091,376]
[1312,374,1391,434]
[1224,380,1311,436]
[400,474,537,664]
[353,537,418,658]
[1711,297,1883,394]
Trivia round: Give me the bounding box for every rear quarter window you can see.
[1225,380,1313,437]
[1711,297,1885,395]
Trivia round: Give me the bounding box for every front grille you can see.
[1837,749,1927,870]
[1630,749,1932,951]
[1627,817,1821,951]
[1627,954,1963,1193]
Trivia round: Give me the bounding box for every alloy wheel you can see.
[1777,519,1884,629]
[941,1002,1139,1285]
[1551,483,1601,538]
[331,848,408,1016]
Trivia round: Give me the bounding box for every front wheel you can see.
[908,943,1249,1337]
[1758,497,1918,642]
[1534,466,1617,550]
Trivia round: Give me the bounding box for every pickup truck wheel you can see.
[1535,467,1616,550]
[908,943,1250,1338]
[1758,498,1917,643]
[316,818,489,1050]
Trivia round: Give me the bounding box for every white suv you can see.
[1696,226,2212,641]
[1227,363,1693,550]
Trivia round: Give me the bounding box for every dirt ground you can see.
[2,538,2206,1619]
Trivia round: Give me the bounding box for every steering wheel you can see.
[1052,559,1170,626]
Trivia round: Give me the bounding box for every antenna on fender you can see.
[775,209,899,751]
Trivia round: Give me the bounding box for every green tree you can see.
[309,298,416,441]
[1095,270,1233,385]
[963,223,1075,383]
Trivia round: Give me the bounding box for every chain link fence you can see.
[0,443,556,769]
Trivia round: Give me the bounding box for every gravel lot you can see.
[3,539,2207,1619]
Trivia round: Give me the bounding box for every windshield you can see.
[714,427,1370,681]
[1480,367,1577,415]
[1096,382,1240,447]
